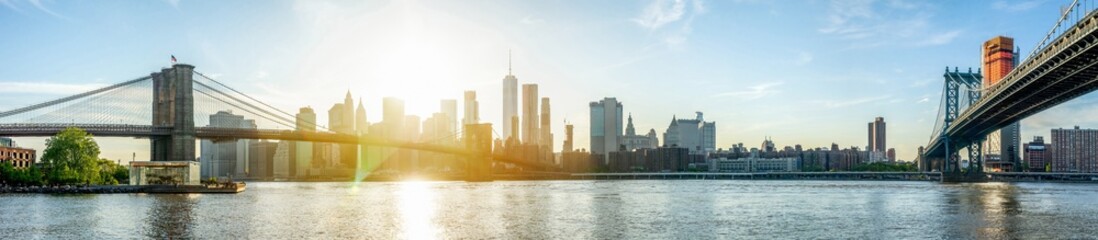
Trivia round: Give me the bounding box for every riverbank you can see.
[253,171,1098,183]
[0,183,245,194]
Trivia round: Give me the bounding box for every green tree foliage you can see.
[40,127,105,185]
[0,162,45,185]
[0,128,128,186]
[802,164,826,172]
[97,158,129,185]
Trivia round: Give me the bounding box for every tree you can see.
[0,162,44,186]
[41,127,102,185]
[96,158,128,185]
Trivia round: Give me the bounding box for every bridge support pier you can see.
[464,123,493,182]
[967,138,984,174]
[150,64,197,162]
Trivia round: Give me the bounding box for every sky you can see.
[0,0,1091,163]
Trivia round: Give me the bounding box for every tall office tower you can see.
[540,97,552,152]
[199,111,255,178]
[273,141,290,178]
[502,52,519,142]
[329,103,346,133]
[382,97,406,171]
[760,137,775,153]
[296,107,317,131]
[463,91,479,125]
[1051,126,1098,172]
[867,117,886,152]
[622,114,659,151]
[329,94,356,168]
[511,116,520,141]
[343,91,354,132]
[441,99,458,140]
[699,112,716,153]
[404,115,421,172]
[1024,136,1049,172]
[383,97,406,139]
[522,84,539,144]
[564,122,574,152]
[292,107,317,177]
[663,112,716,153]
[982,36,1022,170]
[356,99,367,135]
[589,97,623,155]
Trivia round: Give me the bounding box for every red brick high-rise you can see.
[982,36,1022,172]
[982,36,1015,86]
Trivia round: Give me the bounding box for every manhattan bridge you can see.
[924,0,1098,181]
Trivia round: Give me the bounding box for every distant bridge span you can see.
[0,123,554,169]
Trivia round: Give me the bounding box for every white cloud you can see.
[818,0,960,48]
[632,0,688,30]
[713,82,783,100]
[165,0,181,8]
[631,0,706,48]
[28,0,68,20]
[1023,96,1098,133]
[0,0,23,12]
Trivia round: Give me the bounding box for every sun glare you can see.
[396,181,439,239]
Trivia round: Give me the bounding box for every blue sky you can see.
[0,0,1087,162]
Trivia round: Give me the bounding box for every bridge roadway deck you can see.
[0,124,556,169]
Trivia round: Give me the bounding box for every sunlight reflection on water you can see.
[2,181,1098,239]
[397,181,438,239]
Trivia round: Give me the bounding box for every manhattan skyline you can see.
[0,0,1088,162]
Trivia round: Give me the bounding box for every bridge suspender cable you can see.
[191,81,297,126]
[193,71,331,132]
[193,72,298,118]
[0,76,151,119]
[192,86,297,129]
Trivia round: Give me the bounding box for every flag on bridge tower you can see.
[171,55,177,64]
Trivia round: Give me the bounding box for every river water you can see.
[1,180,1097,239]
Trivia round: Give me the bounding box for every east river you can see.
[2,180,1098,239]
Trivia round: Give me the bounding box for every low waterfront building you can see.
[0,145,35,169]
[562,150,595,173]
[1024,136,1049,172]
[1050,126,1098,172]
[708,157,799,173]
[129,161,201,185]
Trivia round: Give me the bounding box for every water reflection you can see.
[940,183,1021,239]
[6,181,1098,238]
[396,181,438,239]
[142,194,199,239]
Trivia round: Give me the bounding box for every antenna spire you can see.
[508,49,512,75]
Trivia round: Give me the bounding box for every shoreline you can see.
[6,174,1097,194]
[0,183,245,194]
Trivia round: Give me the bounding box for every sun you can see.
[296,0,510,122]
